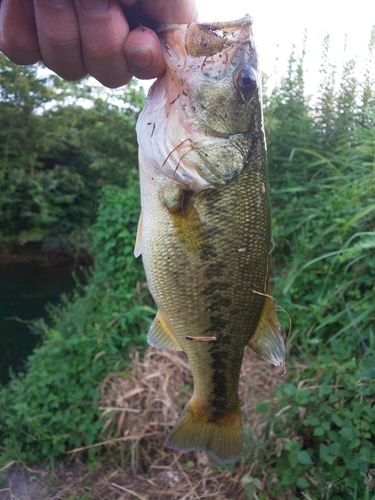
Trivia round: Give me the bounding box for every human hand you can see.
[0,0,198,88]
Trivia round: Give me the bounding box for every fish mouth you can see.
[184,15,254,58]
[157,15,254,50]
[155,15,260,140]
[157,15,258,82]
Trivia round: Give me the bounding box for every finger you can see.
[120,0,198,81]
[141,0,198,24]
[33,0,87,81]
[124,26,164,80]
[0,0,41,64]
[73,0,132,88]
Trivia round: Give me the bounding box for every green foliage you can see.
[88,181,154,341]
[0,181,153,464]
[0,55,145,249]
[271,147,375,352]
[241,473,262,499]
[0,326,108,462]
[246,29,375,498]
[315,34,338,143]
[264,41,316,175]
[245,355,375,499]
[360,26,375,127]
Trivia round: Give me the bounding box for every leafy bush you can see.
[0,55,145,249]
[88,182,153,339]
[0,181,154,464]
[245,354,375,499]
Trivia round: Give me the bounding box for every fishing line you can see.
[275,304,293,345]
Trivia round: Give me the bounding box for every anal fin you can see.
[247,285,285,367]
[148,310,183,351]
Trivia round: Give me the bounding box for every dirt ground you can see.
[0,465,51,500]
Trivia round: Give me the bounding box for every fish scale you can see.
[135,16,285,463]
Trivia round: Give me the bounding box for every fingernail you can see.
[126,48,152,69]
[78,0,110,14]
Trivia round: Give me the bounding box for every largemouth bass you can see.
[135,16,285,464]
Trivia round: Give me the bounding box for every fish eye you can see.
[234,67,257,95]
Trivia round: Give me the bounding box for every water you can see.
[0,261,84,385]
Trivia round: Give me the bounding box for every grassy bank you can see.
[0,181,154,464]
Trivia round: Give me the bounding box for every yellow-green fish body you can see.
[135,16,284,463]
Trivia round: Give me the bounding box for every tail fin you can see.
[166,398,242,464]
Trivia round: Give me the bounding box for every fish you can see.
[134,15,285,464]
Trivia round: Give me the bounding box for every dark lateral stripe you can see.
[209,316,228,332]
[209,344,230,419]
[202,281,230,296]
[204,261,226,279]
[207,298,232,312]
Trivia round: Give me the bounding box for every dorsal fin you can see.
[148,310,183,351]
[247,285,285,367]
[134,210,143,258]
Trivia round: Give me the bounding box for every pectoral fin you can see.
[134,210,143,258]
[247,287,285,367]
[148,310,183,351]
[167,190,207,256]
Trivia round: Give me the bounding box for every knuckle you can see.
[84,43,122,62]
[43,33,80,53]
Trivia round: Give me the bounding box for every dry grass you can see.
[58,346,285,499]
[97,347,285,469]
